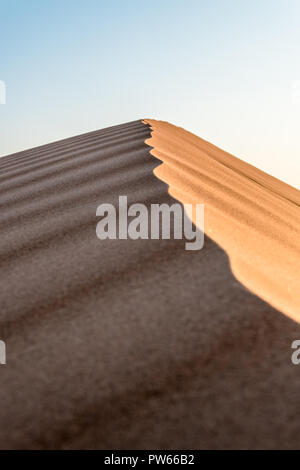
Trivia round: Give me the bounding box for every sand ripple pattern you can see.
[144,119,300,321]
[1,120,300,449]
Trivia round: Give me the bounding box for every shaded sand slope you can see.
[144,119,300,321]
[1,120,300,449]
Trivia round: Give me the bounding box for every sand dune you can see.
[144,119,300,321]
[1,120,300,449]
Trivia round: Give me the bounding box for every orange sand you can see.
[144,119,300,322]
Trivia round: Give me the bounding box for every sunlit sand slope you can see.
[144,119,300,321]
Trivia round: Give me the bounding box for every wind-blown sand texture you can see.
[0,120,300,449]
[144,119,300,321]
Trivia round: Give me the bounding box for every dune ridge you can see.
[144,119,300,321]
[2,120,300,449]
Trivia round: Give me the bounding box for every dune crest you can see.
[144,119,300,321]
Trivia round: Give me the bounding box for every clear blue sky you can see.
[1,0,299,189]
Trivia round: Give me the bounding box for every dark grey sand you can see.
[0,120,300,449]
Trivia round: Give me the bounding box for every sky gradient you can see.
[1,0,299,189]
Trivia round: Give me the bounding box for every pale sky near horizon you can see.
[1,0,299,189]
